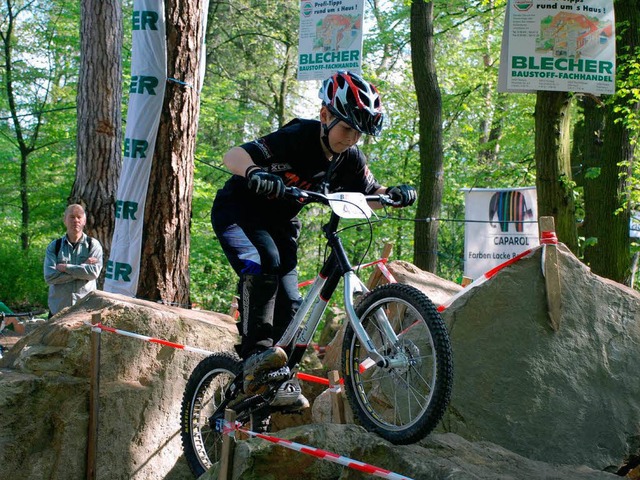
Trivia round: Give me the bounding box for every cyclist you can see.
[211,71,417,415]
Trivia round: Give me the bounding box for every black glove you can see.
[387,185,417,207]
[246,168,286,198]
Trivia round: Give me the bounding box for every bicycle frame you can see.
[276,202,399,370]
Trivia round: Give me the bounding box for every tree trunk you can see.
[583,0,638,284]
[534,91,578,252]
[73,0,123,267]
[137,0,205,305]
[410,0,444,273]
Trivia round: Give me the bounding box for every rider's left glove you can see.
[386,185,417,207]
[246,167,286,199]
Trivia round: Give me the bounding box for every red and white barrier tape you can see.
[228,421,414,480]
[84,322,216,357]
[437,230,558,313]
[437,247,536,313]
[540,230,558,245]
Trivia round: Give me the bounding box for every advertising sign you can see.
[498,0,615,94]
[104,0,167,296]
[464,187,539,279]
[631,213,640,239]
[298,0,364,81]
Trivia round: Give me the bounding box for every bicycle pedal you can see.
[264,366,290,382]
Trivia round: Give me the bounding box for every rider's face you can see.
[329,121,362,153]
[321,106,362,154]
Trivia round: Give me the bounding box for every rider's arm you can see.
[223,147,259,177]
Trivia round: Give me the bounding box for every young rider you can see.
[211,71,417,412]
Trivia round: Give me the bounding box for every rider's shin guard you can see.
[237,273,279,359]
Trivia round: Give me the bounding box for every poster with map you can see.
[498,0,615,94]
[298,0,364,81]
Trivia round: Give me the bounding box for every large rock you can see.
[1,246,637,479]
[441,244,640,471]
[202,423,616,480]
[0,290,237,480]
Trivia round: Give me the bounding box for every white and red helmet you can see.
[319,71,384,136]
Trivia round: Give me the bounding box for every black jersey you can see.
[212,118,381,228]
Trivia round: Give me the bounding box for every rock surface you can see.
[1,244,638,479]
[0,291,237,480]
[203,424,616,480]
[440,244,640,471]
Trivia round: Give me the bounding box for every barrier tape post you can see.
[218,409,237,480]
[539,216,561,331]
[87,313,101,480]
[367,243,394,289]
[328,370,346,424]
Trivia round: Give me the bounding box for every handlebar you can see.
[283,187,397,207]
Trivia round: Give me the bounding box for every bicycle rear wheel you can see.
[342,283,453,445]
[180,352,241,477]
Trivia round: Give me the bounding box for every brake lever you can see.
[286,187,310,204]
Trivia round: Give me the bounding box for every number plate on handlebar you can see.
[327,192,373,219]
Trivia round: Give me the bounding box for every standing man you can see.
[44,204,103,317]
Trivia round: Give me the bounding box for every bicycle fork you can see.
[343,271,401,369]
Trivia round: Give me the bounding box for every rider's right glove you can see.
[246,167,286,198]
[386,185,417,207]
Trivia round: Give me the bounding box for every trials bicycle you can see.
[180,187,453,477]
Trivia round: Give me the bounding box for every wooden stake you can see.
[218,409,237,480]
[328,370,346,424]
[366,242,394,289]
[539,216,561,331]
[87,313,101,480]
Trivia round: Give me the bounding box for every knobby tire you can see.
[180,352,241,477]
[342,283,453,445]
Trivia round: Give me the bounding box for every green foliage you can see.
[0,243,48,310]
[3,0,639,308]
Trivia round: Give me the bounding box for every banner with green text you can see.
[104,0,167,296]
[297,0,364,81]
[498,0,615,94]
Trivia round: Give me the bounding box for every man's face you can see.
[64,207,86,235]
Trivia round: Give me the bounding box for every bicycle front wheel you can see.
[180,352,241,477]
[342,283,453,445]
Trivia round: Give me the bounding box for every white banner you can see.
[104,0,167,296]
[297,0,364,81]
[631,213,640,239]
[498,0,615,94]
[464,187,539,279]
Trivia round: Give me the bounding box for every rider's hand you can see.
[386,185,417,207]
[246,168,286,198]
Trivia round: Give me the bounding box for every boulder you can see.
[0,290,237,480]
[440,244,640,471]
[201,423,616,480]
[1,245,638,479]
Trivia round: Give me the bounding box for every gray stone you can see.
[440,244,640,471]
[202,423,616,480]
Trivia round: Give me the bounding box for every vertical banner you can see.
[298,0,364,81]
[464,187,539,280]
[631,213,640,239]
[498,0,615,94]
[104,0,167,296]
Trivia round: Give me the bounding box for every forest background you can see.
[0,0,638,313]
